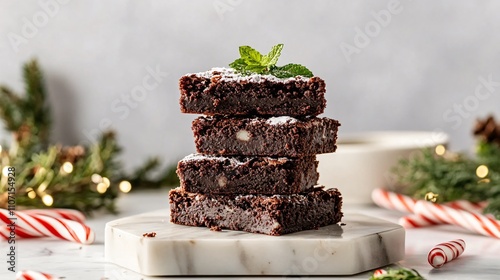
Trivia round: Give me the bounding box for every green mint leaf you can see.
[271,63,314,78]
[229,58,247,72]
[229,44,314,77]
[244,64,267,73]
[261,43,283,66]
[239,46,263,65]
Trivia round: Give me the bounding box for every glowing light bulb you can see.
[61,162,74,174]
[102,177,110,187]
[119,181,132,193]
[42,194,53,206]
[91,174,102,184]
[96,183,107,194]
[27,188,36,199]
[476,165,489,178]
[2,166,10,177]
[435,145,446,156]
[38,182,48,193]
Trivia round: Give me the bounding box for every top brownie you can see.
[179,68,326,117]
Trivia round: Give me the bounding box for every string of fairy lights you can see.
[0,143,132,207]
[434,143,490,181]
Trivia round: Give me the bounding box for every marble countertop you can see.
[2,189,500,280]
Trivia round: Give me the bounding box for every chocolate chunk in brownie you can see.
[179,68,326,117]
[192,116,340,157]
[177,154,319,195]
[169,186,343,236]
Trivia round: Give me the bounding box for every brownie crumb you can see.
[142,232,157,237]
[210,225,222,231]
[340,223,346,226]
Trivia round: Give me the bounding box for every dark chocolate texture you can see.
[177,154,319,194]
[169,186,343,236]
[192,116,340,157]
[179,69,326,117]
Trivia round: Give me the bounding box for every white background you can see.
[1,0,499,170]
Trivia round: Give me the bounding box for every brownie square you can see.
[169,186,343,236]
[177,154,319,195]
[179,68,326,117]
[192,116,340,157]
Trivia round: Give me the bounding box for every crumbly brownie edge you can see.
[168,187,343,236]
[177,154,318,194]
[193,116,340,157]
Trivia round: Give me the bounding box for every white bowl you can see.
[317,131,449,205]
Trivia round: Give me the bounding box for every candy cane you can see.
[22,209,86,224]
[445,201,486,213]
[1,225,44,239]
[399,214,441,228]
[0,209,94,244]
[372,188,489,228]
[16,270,61,280]
[428,239,466,268]
[414,200,500,238]
[372,188,487,213]
[400,199,489,228]
[371,188,417,213]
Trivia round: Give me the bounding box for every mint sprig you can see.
[229,44,313,78]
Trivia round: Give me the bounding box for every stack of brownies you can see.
[169,68,343,236]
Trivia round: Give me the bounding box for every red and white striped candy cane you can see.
[16,270,61,280]
[372,188,489,228]
[0,209,95,244]
[371,188,417,213]
[414,200,500,238]
[428,239,466,268]
[400,200,487,228]
[372,188,487,213]
[22,209,86,224]
[398,214,441,228]
[1,225,44,239]
[445,200,487,213]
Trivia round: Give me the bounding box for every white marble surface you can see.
[2,189,500,279]
[105,211,404,276]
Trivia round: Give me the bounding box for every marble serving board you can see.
[105,210,405,276]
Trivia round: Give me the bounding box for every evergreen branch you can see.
[22,59,51,146]
[0,59,176,215]
[393,144,500,218]
[0,86,23,130]
[370,267,425,280]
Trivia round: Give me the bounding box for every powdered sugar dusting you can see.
[188,67,311,83]
[180,153,290,166]
[181,153,245,166]
[266,116,298,125]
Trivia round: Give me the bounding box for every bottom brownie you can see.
[168,187,343,236]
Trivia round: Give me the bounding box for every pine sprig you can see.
[11,132,120,214]
[369,267,425,280]
[229,44,313,78]
[0,59,179,215]
[393,142,500,219]
[22,59,51,147]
